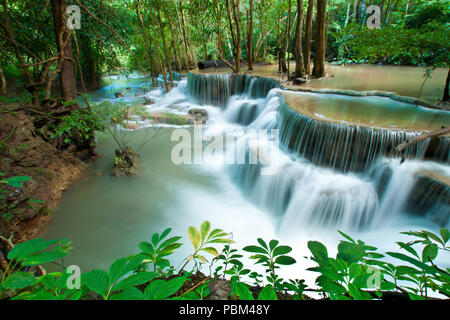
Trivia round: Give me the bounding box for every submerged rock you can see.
[111,147,140,177]
[188,108,208,124]
[114,92,124,98]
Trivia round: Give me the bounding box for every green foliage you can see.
[1,226,448,301]
[50,109,104,145]
[137,228,182,273]
[186,221,234,268]
[243,238,296,290]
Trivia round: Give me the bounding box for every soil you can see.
[0,103,90,251]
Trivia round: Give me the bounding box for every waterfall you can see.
[187,72,280,107]
[186,73,450,231]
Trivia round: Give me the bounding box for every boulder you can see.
[114,92,124,98]
[293,77,308,85]
[188,108,208,124]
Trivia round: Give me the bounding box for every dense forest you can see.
[0,0,449,100]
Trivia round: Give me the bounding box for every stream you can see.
[42,65,450,293]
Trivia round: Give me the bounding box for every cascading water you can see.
[184,72,450,231]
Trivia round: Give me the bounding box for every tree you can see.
[303,0,314,75]
[312,0,326,78]
[293,0,305,77]
[443,69,449,102]
[247,0,254,70]
[51,0,77,101]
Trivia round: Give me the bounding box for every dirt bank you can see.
[0,103,90,250]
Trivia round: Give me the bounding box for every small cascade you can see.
[187,72,279,107]
[278,98,449,172]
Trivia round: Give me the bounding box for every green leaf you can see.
[440,228,449,244]
[396,242,419,259]
[160,228,172,241]
[233,282,254,300]
[113,272,158,292]
[109,258,129,285]
[242,245,267,254]
[257,285,277,300]
[83,270,109,298]
[269,240,279,251]
[1,176,31,188]
[272,245,292,256]
[307,241,328,264]
[200,247,219,256]
[138,242,154,254]
[338,230,355,243]
[7,238,59,261]
[2,271,35,290]
[257,238,268,250]
[200,221,211,243]
[151,233,160,248]
[422,243,438,262]
[21,251,68,266]
[145,277,186,300]
[187,226,201,250]
[275,255,296,265]
[386,252,435,274]
[337,242,364,264]
[110,287,144,300]
[159,236,182,250]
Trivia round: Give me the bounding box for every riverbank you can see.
[0,103,89,253]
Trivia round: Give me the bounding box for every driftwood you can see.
[394,127,450,153]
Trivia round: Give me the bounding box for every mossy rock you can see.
[111,147,140,177]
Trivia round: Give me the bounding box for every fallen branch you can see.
[394,127,450,153]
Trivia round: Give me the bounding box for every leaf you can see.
[145,277,186,300]
[138,242,154,254]
[273,245,292,256]
[22,251,68,266]
[257,238,269,250]
[396,242,419,259]
[113,272,158,292]
[187,226,201,250]
[83,270,109,298]
[338,230,355,243]
[109,258,129,285]
[110,287,144,300]
[151,233,160,248]
[233,282,254,300]
[160,228,172,241]
[7,238,59,261]
[242,245,267,254]
[159,236,182,250]
[2,271,35,290]
[337,242,364,264]
[275,255,296,265]
[2,176,31,188]
[319,280,347,294]
[307,241,328,264]
[200,247,219,257]
[200,221,211,243]
[440,228,449,244]
[257,285,277,300]
[422,243,438,262]
[386,252,435,274]
[268,240,279,251]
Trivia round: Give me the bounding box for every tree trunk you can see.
[51,0,77,101]
[231,0,241,73]
[303,0,314,75]
[294,0,305,78]
[443,68,450,102]
[155,0,173,84]
[247,0,254,70]
[176,0,192,70]
[279,0,292,73]
[312,0,326,78]
[0,65,5,95]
